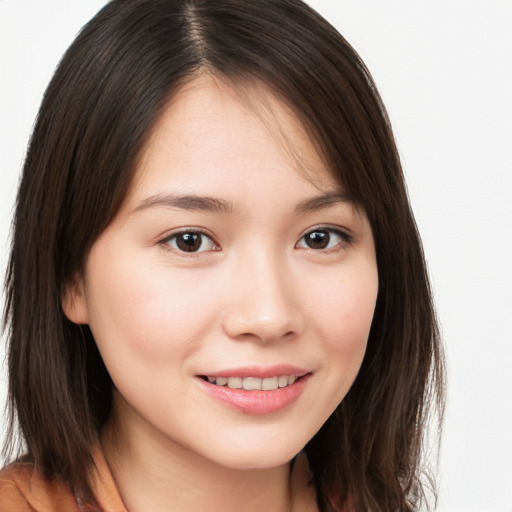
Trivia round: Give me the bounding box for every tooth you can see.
[262,377,278,390]
[278,375,289,388]
[288,375,297,385]
[207,376,216,383]
[227,377,242,389]
[216,377,228,386]
[243,377,262,390]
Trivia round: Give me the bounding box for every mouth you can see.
[196,366,311,414]
[199,374,301,391]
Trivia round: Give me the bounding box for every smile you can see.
[198,372,309,415]
[205,375,297,391]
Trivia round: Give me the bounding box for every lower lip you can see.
[196,375,309,415]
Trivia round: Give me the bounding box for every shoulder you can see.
[0,460,80,512]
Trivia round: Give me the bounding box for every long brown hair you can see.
[3,1,444,510]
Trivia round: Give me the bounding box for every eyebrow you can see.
[294,192,354,212]
[132,191,353,215]
[133,194,234,214]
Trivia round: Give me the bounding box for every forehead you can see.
[126,74,342,207]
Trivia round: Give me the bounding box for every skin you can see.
[63,75,378,512]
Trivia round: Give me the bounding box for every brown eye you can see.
[304,230,330,249]
[166,231,217,253]
[296,228,349,251]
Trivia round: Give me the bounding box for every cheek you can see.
[310,268,378,347]
[304,264,378,402]
[83,249,219,373]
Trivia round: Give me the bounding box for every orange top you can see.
[0,449,127,512]
[0,449,316,512]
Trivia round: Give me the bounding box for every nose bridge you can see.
[222,242,300,342]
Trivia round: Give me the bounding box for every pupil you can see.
[307,231,329,249]
[177,233,201,252]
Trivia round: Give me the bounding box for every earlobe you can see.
[61,275,89,325]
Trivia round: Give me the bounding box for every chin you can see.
[201,436,309,471]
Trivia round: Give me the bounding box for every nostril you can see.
[221,296,304,343]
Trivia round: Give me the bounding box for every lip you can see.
[201,364,311,379]
[196,366,311,415]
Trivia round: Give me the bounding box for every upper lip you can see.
[199,365,312,379]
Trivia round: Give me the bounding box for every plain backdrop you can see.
[1,2,511,511]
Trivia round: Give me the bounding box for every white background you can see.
[1,1,511,511]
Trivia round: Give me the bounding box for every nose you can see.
[221,252,304,343]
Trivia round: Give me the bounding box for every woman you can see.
[1,1,444,510]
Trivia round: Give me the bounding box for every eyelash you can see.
[160,229,219,254]
[296,226,353,252]
[159,226,353,255]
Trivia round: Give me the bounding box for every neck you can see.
[100,411,293,512]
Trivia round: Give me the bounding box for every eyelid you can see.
[159,227,220,254]
[295,225,354,251]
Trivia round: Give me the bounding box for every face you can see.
[64,76,378,470]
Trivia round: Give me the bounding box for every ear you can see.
[61,274,89,324]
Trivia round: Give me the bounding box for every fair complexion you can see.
[63,75,378,512]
